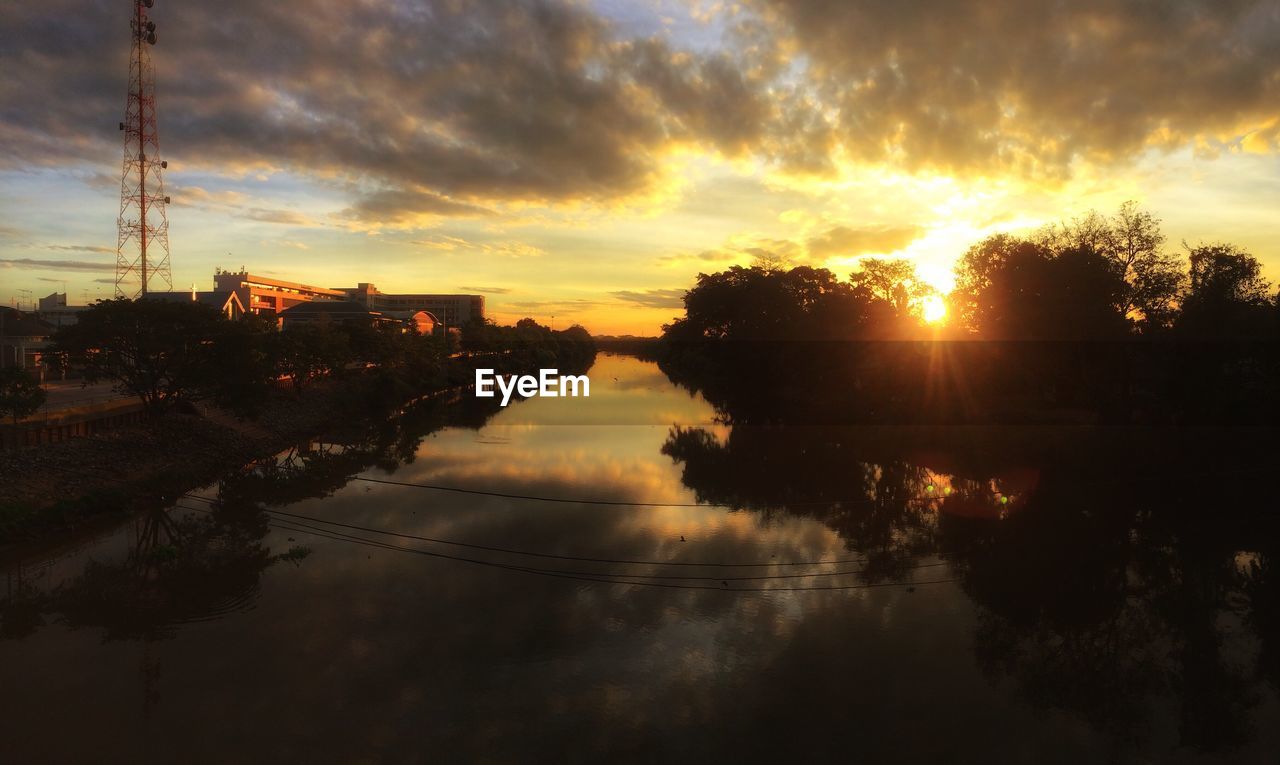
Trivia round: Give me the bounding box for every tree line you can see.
[0,298,595,422]
[659,202,1280,425]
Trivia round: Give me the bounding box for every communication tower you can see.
[115,0,172,298]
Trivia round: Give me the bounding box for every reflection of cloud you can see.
[611,288,686,309]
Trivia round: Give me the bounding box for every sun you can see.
[922,295,948,324]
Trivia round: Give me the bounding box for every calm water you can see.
[3,354,1278,762]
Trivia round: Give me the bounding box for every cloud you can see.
[506,298,605,312]
[744,0,1280,175]
[659,248,742,265]
[171,185,315,226]
[339,189,492,227]
[660,222,924,271]
[611,288,686,308]
[458,285,513,295]
[0,1,807,220]
[0,258,114,272]
[244,208,311,225]
[805,224,922,258]
[45,244,114,254]
[407,234,544,258]
[2,0,1276,228]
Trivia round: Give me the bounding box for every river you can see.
[2,353,1278,762]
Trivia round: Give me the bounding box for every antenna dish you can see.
[146,21,155,32]
[143,0,154,8]
[146,31,156,45]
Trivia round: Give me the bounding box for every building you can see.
[36,292,90,328]
[0,307,53,372]
[212,269,347,317]
[148,289,246,320]
[206,270,484,327]
[278,300,393,330]
[337,283,484,327]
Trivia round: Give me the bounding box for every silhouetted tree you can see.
[849,257,936,315]
[964,243,1127,341]
[1177,243,1274,337]
[47,298,226,414]
[271,323,352,394]
[0,367,46,425]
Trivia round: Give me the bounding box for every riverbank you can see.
[0,377,406,545]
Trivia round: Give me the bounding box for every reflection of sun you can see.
[922,295,947,324]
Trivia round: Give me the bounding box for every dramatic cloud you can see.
[0,258,114,272]
[747,0,1280,175]
[0,0,814,224]
[610,288,687,308]
[1,0,1277,235]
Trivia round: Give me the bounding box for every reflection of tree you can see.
[215,390,508,510]
[661,420,1280,754]
[662,425,994,581]
[965,510,1262,752]
[1,506,279,642]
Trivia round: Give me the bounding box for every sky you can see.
[1,0,1278,335]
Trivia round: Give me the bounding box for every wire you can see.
[175,502,958,594]
[180,491,954,569]
[347,473,946,509]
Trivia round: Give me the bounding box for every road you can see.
[39,380,131,411]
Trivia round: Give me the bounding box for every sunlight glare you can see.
[923,295,947,324]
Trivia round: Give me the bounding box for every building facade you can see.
[0,307,52,372]
[338,283,484,327]
[212,269,347,317]
[208,271,484,327]
[36,292,89,328]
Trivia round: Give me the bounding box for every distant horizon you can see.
[3,1,1279,335]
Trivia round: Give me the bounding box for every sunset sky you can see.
[2,0,1278,334]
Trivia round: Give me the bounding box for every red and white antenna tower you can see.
[115,0,172,299]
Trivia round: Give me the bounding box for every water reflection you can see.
[2,354,1279,761]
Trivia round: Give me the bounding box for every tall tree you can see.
[46,298,225,414]
[1178,243,1274,337]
